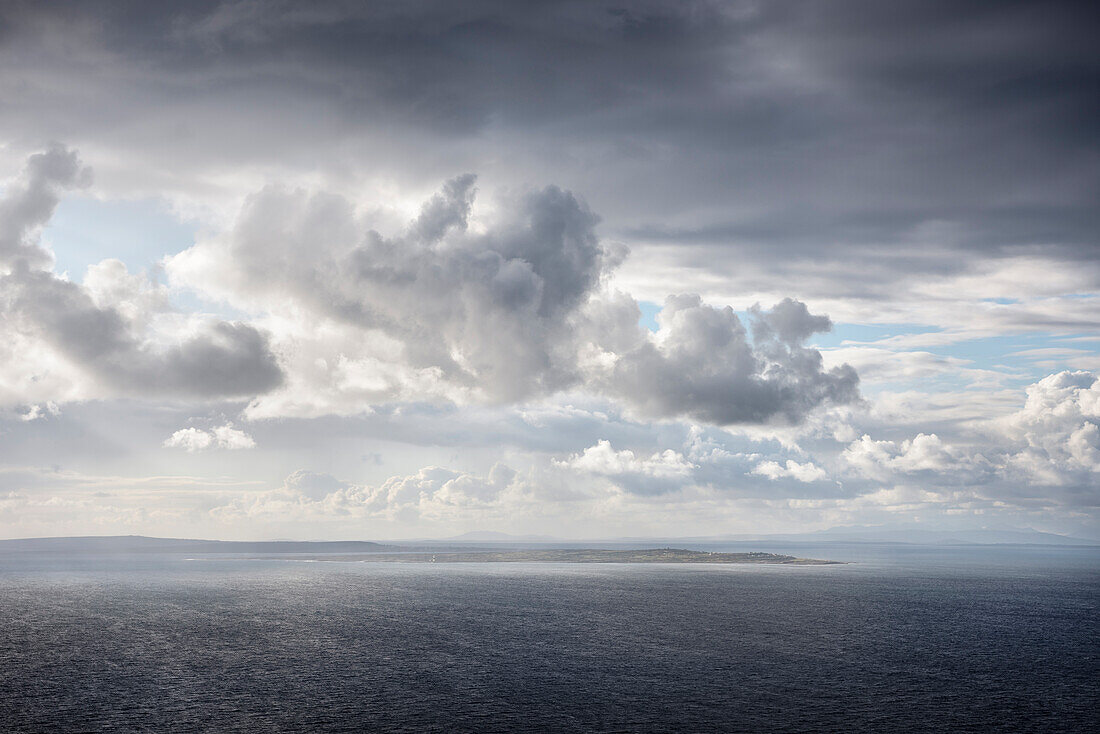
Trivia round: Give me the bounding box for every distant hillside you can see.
[774,527,1097,546]
[0,535,401,554]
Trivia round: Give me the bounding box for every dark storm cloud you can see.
[0,0,738,132]
[2,0,1094,292]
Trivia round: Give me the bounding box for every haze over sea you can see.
[2,543,1096,733]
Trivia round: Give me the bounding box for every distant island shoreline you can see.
[223,549,844,565]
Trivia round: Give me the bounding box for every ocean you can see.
[1,544,1096,732]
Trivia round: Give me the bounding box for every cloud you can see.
[820,346,1006,388]
[751,460,827,483]
[211,463,524,522]
[555,439,694,494]
[0,143,91,271]
[554,433,845,497]
[593,295,860,424]
[0,4,1096,540]
[559,440,694,479]
[282,470,349,501]
[18,402,60,422]
[0,145,861,431]
[170,176,612,407]
[998,371,1100,485]
[2,1,1093,303]
[6,371,1098,537]
[842,433,994,486]
[0,147,284,407]
[163,424,256,453]
[162,428,214,453]
[4,267,283,399]
[168,174,859,424]
[835,371,1100,510]
[211,424,256,451]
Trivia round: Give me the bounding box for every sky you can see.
[0,0,1097,540]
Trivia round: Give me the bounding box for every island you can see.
[244,548,842,565]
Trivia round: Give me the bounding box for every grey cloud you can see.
[0,143,90,271]
[599,295,860,424]
[284,470,350,501]
[752,298,832,346]
[2,0,1094,299]
[412,173,477,243]
[3,266,282,399]
[1,0,739,133]
[171,175,859,423]
[0,2,1096,538]
[177,175,613,403]
[0,148,283,402]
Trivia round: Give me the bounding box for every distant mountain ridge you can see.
[0,535,400,554]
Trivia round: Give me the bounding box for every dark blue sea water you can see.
[1,544,1097,732]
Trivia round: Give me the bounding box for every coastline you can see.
[229,548,844,565]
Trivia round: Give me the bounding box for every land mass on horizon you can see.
[237,548,842,565]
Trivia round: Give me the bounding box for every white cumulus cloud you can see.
[163,424,256,453]
[751,459,827,483]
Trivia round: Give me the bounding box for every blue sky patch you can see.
[43,196,197,278]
